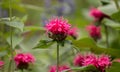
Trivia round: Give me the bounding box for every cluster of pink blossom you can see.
[86,8,108,41]
[89,8,105,22]
[45,17,78,41]
[74,53,111,72]
[68,27,78,39]
[86,24,101,41]
[14,53,35,70]
[0,61,4,69]
[49,65,71,72]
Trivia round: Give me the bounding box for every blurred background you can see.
[1,0,120,72]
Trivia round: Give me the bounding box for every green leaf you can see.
[105,19,120,30]
[98,2,118,15]
[106,62,120,72]
[21,15,28,22]
[111,10,120,23]
[73,37,120,58]
[62,65,98,72]
[73,38,96,48]
[0,17,24,31]
[19,31,43,50]
[0,51,7,57]
[7,36,23,49]
[5,19,24,32]
[34,40,54,49]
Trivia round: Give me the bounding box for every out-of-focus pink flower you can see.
[68,27,78,39]
[73,53,84,66]
[89,8,105,21]
[49,65,71,72]
[86,24,101,41]
[14,53,35,70]
[0,61,4,67]
[83,54,98,67]
[73,53,112,72]
[98,55,111,72]
[45,17,71,41]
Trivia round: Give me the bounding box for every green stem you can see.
[8,60,12,72]
[104,25,109,48]
[8,0,14,72]
[57,42,59,72]
[21,69,24,72]
[114,0,120,10]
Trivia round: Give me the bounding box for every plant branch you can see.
[8,0,14,72]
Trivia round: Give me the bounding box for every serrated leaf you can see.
[0,17,24,31]
[7,36,23,49]
[5,20,24,31]
[0,17,15,22]
[34,40,54,49]
[19,31,43,50]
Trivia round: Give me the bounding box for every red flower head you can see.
[45,17,71,41]
[68,27,78,39]
[89,8,106,22]
[73,53,84,66]
[0,61,4,69]
[97,55,111,72]
[49,65,71,72]
[83,53,98,67]
[86,24,101,41]
[14,53,35,70]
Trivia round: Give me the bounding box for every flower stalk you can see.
[57,42,60,72]
[8,0,14,72]
[104,25,109,48]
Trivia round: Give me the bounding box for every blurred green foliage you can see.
[0,0,120,72]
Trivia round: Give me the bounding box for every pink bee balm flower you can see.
[14,53,35,70]
[49,65,71,72]
[68,27,78,39]
[97,55,111,72]
[83,54,98,67]
[86,24,101,41]
[89,8,106,21]
[0,61,4,68]
[45,17,71,41]
[73,53,112,72]
[73,53,84,66]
